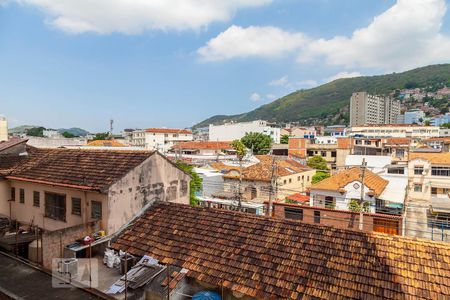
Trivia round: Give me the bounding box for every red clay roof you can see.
[112,202,450,299]
[145,128,192,134]
[285,193,310,204]
[0,137,28,152]
[172,141,233,150]
[3,148,154,191]
[311,167,388,196]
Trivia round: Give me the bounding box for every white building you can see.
[42,129,62,138]
[350,92,400,126]
[209,120,280,143]
[131,128,193,152]
[0,116,7,142]
[404,109,425,125]
[349,124,441,139]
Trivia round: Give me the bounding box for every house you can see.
[281,126,316,138]
[111,201,450,299]
[209,120,281,143]
[167,141,235,163]
[0,137,28,155]
[406,152,450,240]
[423,137,450,152]
[324,125,347,137]
[0,147,191,268]
[351,137,411,161]
[211,155,315,203]
[310,167,405,215]
[130,128,193,152]
[288,137,352,171]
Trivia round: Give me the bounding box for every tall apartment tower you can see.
[350,92,400,126]
[0,116,7,142]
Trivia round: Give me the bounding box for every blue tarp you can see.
[192,291,221,300]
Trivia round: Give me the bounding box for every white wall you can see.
[209,120,280,143]
[0,117,7,142]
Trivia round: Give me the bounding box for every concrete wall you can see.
[0,179,10,217]
[408,158,450,201]
[41,222,98,269]
[277,170,315,198]
[107,152,191,234]
[7,180,108,231]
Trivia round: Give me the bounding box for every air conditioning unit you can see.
[58,258,78,277]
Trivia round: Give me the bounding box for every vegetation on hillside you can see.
[26,127,45,137]
[194,64,450,127]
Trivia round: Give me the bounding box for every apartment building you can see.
[349,124,441,138]
[0,116,7,142]
[131,128,193,152]
[351,137,411,161]
[209,120,281,143]
[350,92,400,126]
[288,137,352,170]
[404,109,425,124]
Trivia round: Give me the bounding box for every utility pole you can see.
[267,154,277,217]
[238,158,243,208]
[359,158,367,231]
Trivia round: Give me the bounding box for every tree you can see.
[311,171,330,184]
[348,199,370,213]
[307,155,329,171]
[175,161,202,206]
[424,120,431,126]
[62,131,76,138]
[241,132,272,155]
[280,134,289,144]
[92,132,110,140]
[26,127,45,137]
[231,140,247,160]
[442,122,450,129]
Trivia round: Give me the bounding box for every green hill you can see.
[194,64,450,128]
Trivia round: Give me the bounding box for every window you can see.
[72,198,81,216]
[431,187,438,195]
[331,151,336,158]
[414,166,424,175]
[297,176,301,181]
[307,176,310,182]
[91,200,102,219]
[387,167,404,174]
[45,192,66,222]
[314,211,321,223]
[321,151,327,157]
[33,191,40,207]
[19,189,25,203]
[289,178,292,184]
[283,180,287,184]
[10,187,15,201]
[325,196,335,209]
[284,208,303,220]
[413,184,422,192]
[431,167,450,177]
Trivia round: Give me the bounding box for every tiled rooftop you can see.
[409,152,450,165]
[1,148,154,191]
[86,139,127,147]
[212,155,311,182]
[311,167,388,196]
[112,202,450,299]
[0,137,27,152]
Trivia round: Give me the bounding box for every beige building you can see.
[349,124,441,139]
[211,155,315,203]
[0,116,7,142]
[0,147,191,267]
[350,92,400,126]
[406,152,450,241]
[288,137,352,171]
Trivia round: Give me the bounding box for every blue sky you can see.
[1,0,449,133]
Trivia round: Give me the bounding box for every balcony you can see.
[430,195,450,213]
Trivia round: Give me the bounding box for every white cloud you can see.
[269,76,289,87]
[326,71,362,82]
[197,25,309,61]
[249,92,262,102]
[301,0,450,71]
[16,0,272,34]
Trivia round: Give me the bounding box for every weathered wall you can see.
[271,202,403,234]
[8,180,107,231]
[0,179,10,217]
[41,222,98,269]
[107,153,191,234]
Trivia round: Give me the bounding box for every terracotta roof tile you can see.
[86,139,127,147]
[112,202,450,299]
[0,137,28,152]
[2,148,154,190]
[409,152,450,165]
[212,156,311,182]
[311,167,388,196]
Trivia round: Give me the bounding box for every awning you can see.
[385,203,403,209]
